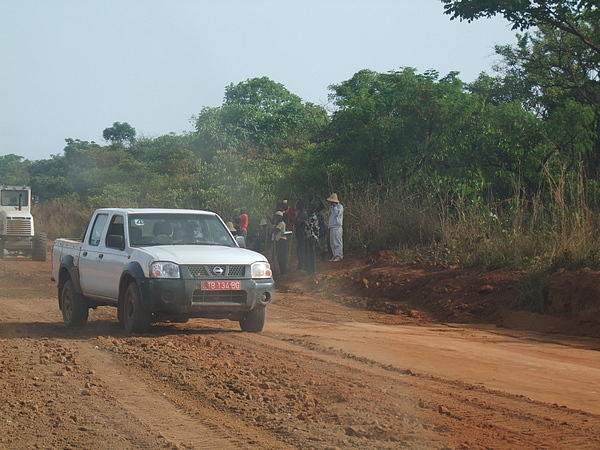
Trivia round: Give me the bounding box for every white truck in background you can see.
[0,185,47,261]
[51,208,274,334]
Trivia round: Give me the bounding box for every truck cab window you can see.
[89,214,109,247]
[106,215,125,249]
[1,190,29,207]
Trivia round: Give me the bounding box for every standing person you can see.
[285,200,297,233]
[238,209,249,240]
[226,221,238,236]
[252,218,269,253]
[327,193,344,261]
[293,199,307,270]
[304,203,319,274]
[272,211,288,275]
[315,203,328,261]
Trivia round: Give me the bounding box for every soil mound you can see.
[281,251,600,339]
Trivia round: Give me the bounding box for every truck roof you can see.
[1,185,31,190]
[94,208,218,216]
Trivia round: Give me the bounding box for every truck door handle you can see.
[98,254,104,259]
[82,251,87,257]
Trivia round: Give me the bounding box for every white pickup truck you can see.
[51,208,274,334]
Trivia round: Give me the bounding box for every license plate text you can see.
[200,280,242,290]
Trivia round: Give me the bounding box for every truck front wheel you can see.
[61,279,89,327]
[122,282,152,335]
[239,308,266,332]
[32,232,47,261]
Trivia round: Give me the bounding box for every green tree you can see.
[0,154,30,184]
[491,24,600,177]
[135,133,200,176]
[327,68,473,184]
[325,67,552,200]
[441,0,600,55]
[193,77,328,159]
[102,122,136,146]
[28,154,74,200]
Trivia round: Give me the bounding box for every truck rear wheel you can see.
[239,308,266,332]
[61,279,89,327]
[122,282,152,334]
[32,232,47,261]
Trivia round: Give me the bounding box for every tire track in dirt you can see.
[212,327,600,449]
[67,340,264,449]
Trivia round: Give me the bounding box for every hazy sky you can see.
[1,0,517,161]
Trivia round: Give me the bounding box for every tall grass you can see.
[340,166,600,272]
[33,195,94,240]
[341,185,439,257]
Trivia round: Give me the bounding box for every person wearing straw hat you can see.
[327,193,344,261]
[226,221,238,236]
[253,217,269,252]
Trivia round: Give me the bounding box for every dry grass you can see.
[32,196,94,240]
[340,169,600,271]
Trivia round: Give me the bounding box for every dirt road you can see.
[1,255,599,449]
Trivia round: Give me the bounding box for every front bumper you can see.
[138,277,274,319]
[1,236,33,251]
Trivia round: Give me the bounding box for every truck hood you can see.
[0,210,32,219]
[135,244,268,265]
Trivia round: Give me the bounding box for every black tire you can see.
[61,279,89,327]
[122,282,152,334]
[239,308,266,332]
[32,232,47,261]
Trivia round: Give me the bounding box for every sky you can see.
[1,0,517,161]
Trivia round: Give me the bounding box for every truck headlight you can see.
[149,261,180,278]
[251,261,272,279]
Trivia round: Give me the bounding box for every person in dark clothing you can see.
[293,199,307,270]
[315,202,328,261]
[304,203,319,274]
[273,211,288,275]
[252,218,269,253]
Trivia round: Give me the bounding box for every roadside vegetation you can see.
[2,2,599,312]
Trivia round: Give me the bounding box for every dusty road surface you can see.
[1,253,600,449]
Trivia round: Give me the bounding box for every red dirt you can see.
[0,246,599,449]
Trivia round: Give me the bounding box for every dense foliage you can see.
[4,1,600,272]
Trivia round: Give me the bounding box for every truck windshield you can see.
[1,190,29,207]
[128,213,236,247]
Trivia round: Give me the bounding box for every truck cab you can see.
[0,185,46,260]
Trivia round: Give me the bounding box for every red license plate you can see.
[200,280,241,290]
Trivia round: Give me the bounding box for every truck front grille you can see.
[6,218,32,235]
[187,265,247,278]
[192,290,247,304]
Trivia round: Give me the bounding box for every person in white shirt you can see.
[273,210,288,275]
[327,193,344,261]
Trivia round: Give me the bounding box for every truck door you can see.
[79,213,128,300]
[78,212,109,296]
[96,214,128,300]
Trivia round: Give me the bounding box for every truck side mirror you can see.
[107,234,125,250]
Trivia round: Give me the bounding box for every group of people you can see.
[271,193,344,276]
[225,194,344,277]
